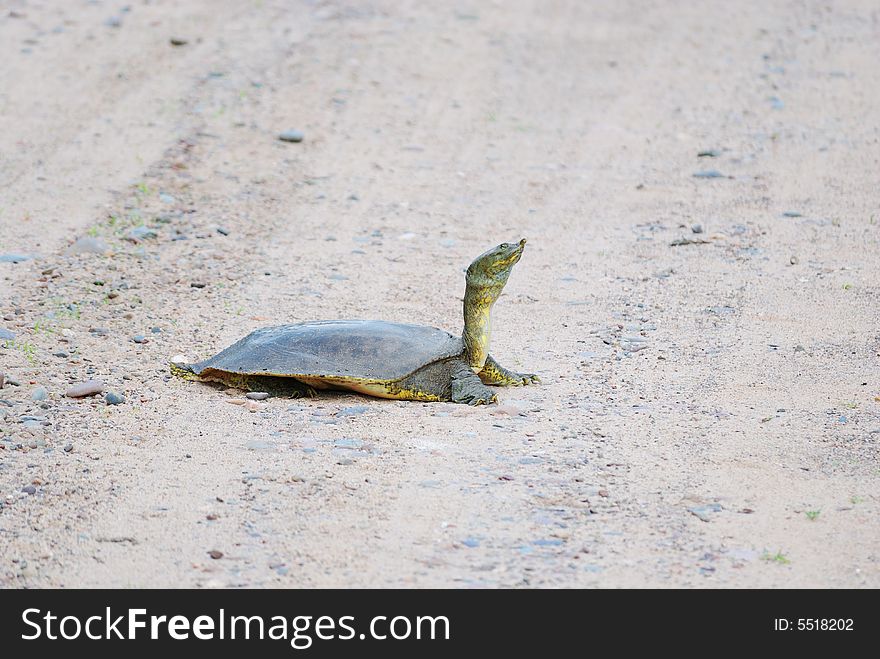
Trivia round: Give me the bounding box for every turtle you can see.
[170,239,538,405]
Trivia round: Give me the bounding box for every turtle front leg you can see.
[451,363,498,406]
[478,354,540,387]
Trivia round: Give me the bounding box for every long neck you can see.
[462,281,501,370]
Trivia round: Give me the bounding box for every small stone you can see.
[190,282,206,288]
[461,538,480,548]
[31,387,48,401]
[53,351,69,358]
[63,444,73,453]
[105,392,125,405]
[65,380,104,398]
[782,211,802,218]
[169,37,188,46]
[0,253,34,263]
[22,485,36,495]
[337,405,368,417]
[132,335,148,344]
[216,227,230,236]
[207,550,223,560]
[245,401,265,412]
[0,328,15,340]
[126,226,158,242]
[278,129,305,143]
[697,149,721,157]
[691,224,704,234]
[790,255,799,265]
[65,237,109,256]
[151,327,162,334]
[246,392,269,400]
[693,170,725,179]
[688,503,723,522]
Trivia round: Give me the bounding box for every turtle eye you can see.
[499,243,509,250]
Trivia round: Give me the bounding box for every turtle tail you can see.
[169,360,202,381]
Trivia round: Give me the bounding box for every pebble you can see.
[782,211,802,218]
[132,335,148,344]
[105,392,125,405]
[151,327,162,334]
[688,503,722,522]
[790,255,799,265]
[169,37,189,46]
[691,224,704,234]
[190,282,206,288]
[126,226,158,242]
[31,387,48,401]
[207,550,223,560]
[697,149,721,157]
[278,129,305,143]
[0,253,34,263]
[246,392,269,400]
[337,405,368,417]
[245,401,266,412]
[53,351,69,358]
[693,170,725,179]
[65,380,104,398]
[461,538,480,548]
[0,327,15,340]
[216,227,230,236]
[22,485,37,495]
[66,236,109,255]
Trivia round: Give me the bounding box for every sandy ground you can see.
[1,0,878,588]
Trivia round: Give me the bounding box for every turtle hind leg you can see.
[478,354,540,387]
[169,361,204,382]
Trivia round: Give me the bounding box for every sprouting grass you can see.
[4,339,38,365]
[841,401,858,409]
[32,319,56,335]
[135,181,152,196]
[805,510,821,521]
[850,495,864,505]
[762,551,791,565]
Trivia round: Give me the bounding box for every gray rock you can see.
[688,503,723,522]
[31,387,48,401]
[169,37,188,46]
[0,327,15,340]
[697,149,721,157]
[693,170,725,179]
[338,405,369,417]
[0,253,34,263]
[278,129,305,143]
[105,392,125,405]
[22,485,37,495]
[246,392,270,400]
[126,226,158,242]
[65,380,104,398]
[66,237,109,256]
[691,224,704,234]
[132,335,148,344]
[782,211,802,218]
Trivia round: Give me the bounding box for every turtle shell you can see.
[189,320,464,381]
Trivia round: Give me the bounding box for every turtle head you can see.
[466,238,526,292]
[462,239,526,370]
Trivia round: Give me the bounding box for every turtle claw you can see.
[520,373,540,385]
